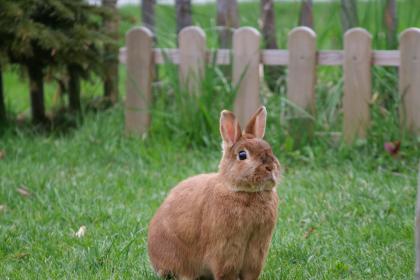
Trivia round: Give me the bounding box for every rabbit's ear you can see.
[244,106,267,138]
[220,110,242,146]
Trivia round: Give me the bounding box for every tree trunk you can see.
[27,64,46,124]
[217,0,239,48]
[261,0,277,49]
[68,66,81,113]
[0,65,5,123]
[102,0,119,105]
[141,0,155,33]
[260,0,284,92]
[176,0,192,34]
[381,0,398,110]
[340,0,358,32]
[384,0,397,49]
[299,0,313,28]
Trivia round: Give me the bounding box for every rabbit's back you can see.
[147,173,218,278]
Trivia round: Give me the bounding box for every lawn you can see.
[1,1,420,279]
[0,105,418,279]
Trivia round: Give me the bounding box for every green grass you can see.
[0,106,418,279]
[1,1,420,279]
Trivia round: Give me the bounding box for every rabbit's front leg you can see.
[239,233,273,280]
[209,255,242,280]
[212,269,239,280]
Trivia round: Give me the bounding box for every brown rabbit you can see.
[148,106,281,280]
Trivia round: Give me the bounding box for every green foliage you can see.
[0,0,111,76]
[0,0,117,123]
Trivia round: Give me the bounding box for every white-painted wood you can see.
[399,28,420,135]
[317,51,343,65]
[343,28,372,143]
[232,27,261,127]
[262,50,289,65]
[208,49,231,65]
[287,26,317,118]
[119,46,127,64]
[155,49,180,64]
[179,26,206,95]
[125,27,154,135]
[373,50,399,66]
[119,48,401,66]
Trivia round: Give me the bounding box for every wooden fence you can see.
[119,26,420,143]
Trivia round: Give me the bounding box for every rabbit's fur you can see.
[148,107,280,280]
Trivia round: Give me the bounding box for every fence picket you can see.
[399,28,420,135]
[343,28,372,143]
[233,27,261,127]
[287,27,316,140]
[179,26,206,95]
[122,25,420,141]
[125,27,154,135]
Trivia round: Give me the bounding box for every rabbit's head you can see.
[218,106,281,192]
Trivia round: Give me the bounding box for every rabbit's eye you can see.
[238,150,247,160]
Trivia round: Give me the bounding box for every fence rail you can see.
[120,26,420,143]
[119,48,400,66]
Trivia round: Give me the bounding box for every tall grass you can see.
[118,0,420,49]
[117,0,420,152]
[147,61,237,148]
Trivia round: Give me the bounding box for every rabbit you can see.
[148,106,281,280]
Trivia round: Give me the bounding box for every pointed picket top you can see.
[232,27,261,127]
[399,27,420,135]
[179,26,206,95]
